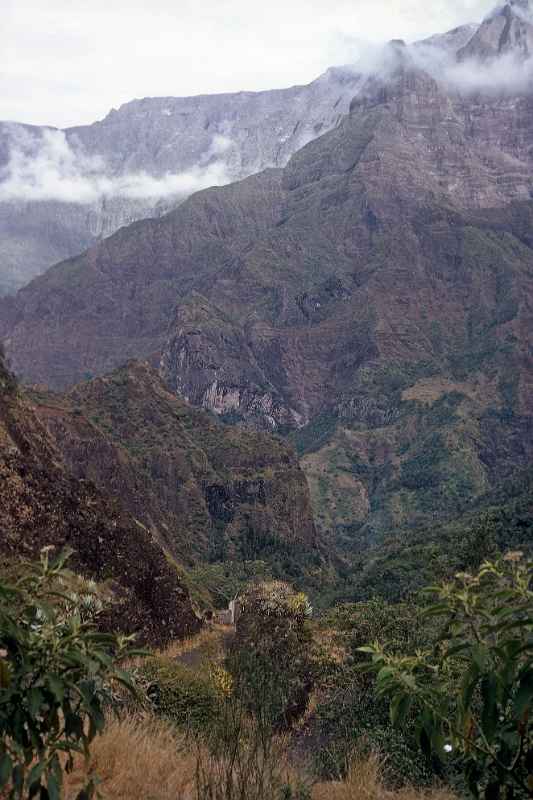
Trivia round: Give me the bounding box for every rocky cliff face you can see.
[0,68,365,295]
[31,361,316,566]
[2,2,533,545]
[0,356,201,646]
[1,7,523,296]
[459,0,533,60]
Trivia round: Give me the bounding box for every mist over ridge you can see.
[1,0,533,296]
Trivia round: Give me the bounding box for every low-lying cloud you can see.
[0,126,232,204]
[344,32,533,98]
[438,50,533,93]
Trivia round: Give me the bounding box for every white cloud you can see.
[334,30,533,97]
[2,0,494,128]
[0,126,231,204]
[439,51,533,93]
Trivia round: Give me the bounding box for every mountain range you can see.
[1,1,533,572]
[0,22,476,296]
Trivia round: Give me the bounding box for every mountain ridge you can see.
[0,354,202,645]
[2,7,529,296]
[3,37,533,548]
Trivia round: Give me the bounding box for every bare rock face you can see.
[458,0,533,60]
[3,5,530,297]
[0,68,364,296]
[161,293,302,429]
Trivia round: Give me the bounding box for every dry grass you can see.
[64,716,456,800]
[312,754,455,800]
[64,715,196,800]
[121,624,228,674]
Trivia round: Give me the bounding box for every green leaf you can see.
[418,725,432,758]
[377,666,395,683]
[513,670,533,719]
[28,688,43,716]
[461,662,480,713]
[445,642,471,658]
[472,646,488,671]
[481,675,498,743]
[47,772,61,800]
[27,761,45,791]
[47,676,65,704]
[390,693,412,727]
[12,764,24,794]
[0,752,12,788]
[423,603,451,618]
[111,669,137,695]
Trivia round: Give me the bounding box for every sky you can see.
[2,0,493,129]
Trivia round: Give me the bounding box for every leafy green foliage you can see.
[290,411,339,457]
[313,600,436,786]
[0,548,138,800]
[361,554,533,799]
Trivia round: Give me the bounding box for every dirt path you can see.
[164,624,235,669]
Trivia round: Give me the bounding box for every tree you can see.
[0,547,138,800]
[228,581,314,729]
[360,554,533,799]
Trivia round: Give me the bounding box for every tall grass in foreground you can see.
[64,716,195,800]
[312,755,454,800]
[64,714,455,800]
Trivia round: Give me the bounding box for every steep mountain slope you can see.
[0,68,364,296]
[331,466,533,605]
[2,2,533,546]
[30,361,316,567]
[459,0,533,60]
[0,16,496,297]
[0,355,201,645]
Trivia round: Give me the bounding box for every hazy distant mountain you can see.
[0,69,365,296]
[0,13,501,296]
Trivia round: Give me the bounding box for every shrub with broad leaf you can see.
[0,547,139,800]
[360,554,533,800]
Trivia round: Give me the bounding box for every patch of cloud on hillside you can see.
[0,126,232,204]
[341,35,533,97]
[437,50,533,93]
[485,2,533,23]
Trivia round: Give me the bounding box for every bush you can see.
[0,548,137,800]
[313,601,435,786]
[194,690,311,800]
[136,656,222,730]
[229,582,315,729]
[362,554,533,799]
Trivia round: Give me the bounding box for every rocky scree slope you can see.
[30,360,316,568]
[2,3,533,544]
[0,355,201,646]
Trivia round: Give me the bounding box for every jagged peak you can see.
[459,0,533,60]
[485,0,532,22]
